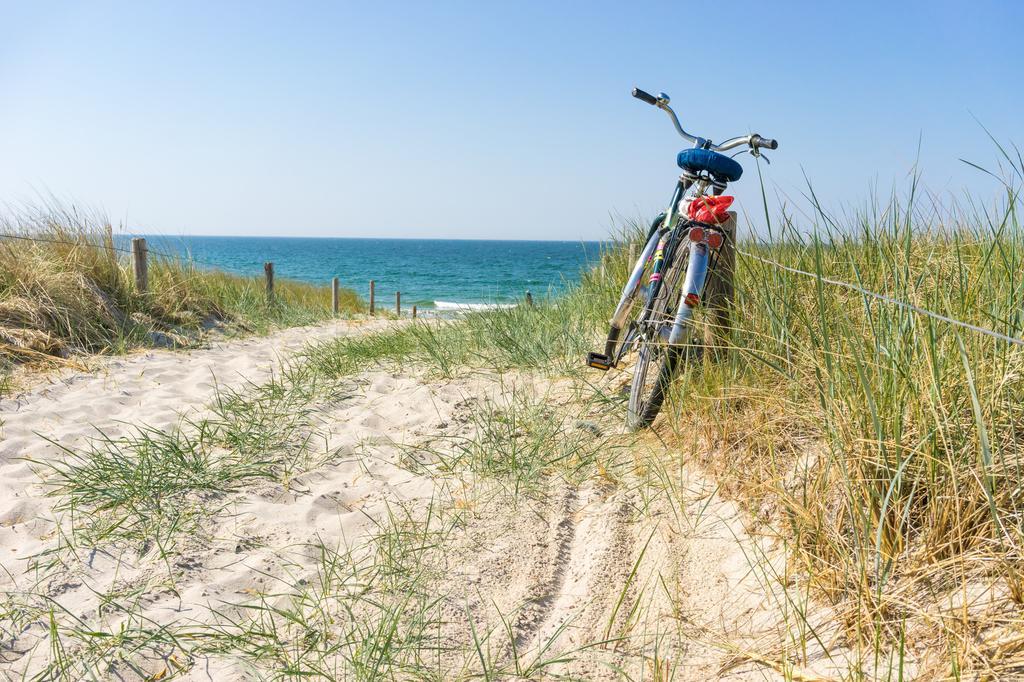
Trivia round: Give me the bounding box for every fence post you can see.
[369,280,375,315]
[332,277,339,315]
[131,237,148,293]
[412,305,417,319]
[628,243,637,266]
[525,290,533,307]
[703,212,736,358]
[395,291,401,317]
[264,262,274,303]
[105,224,117,263]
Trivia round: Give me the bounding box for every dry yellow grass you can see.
[644,188,1024,677]
[0,204,361,384]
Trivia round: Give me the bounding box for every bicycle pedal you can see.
[586,352,614,371]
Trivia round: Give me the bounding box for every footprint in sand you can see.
[307,489,361,517]
[368,376,396,394]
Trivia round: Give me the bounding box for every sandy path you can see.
[1,324,846,680]
[0,320,390,565]
[0,319,513,681]
[436,470,821,680]
[417,375,849,680]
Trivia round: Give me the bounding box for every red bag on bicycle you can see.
[687,195,733,224]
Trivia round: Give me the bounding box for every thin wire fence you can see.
[734,246,1024,348]
[610,232,1024,351]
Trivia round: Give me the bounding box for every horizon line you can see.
[126,233,612,243]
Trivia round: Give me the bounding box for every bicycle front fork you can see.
[667,242,709,345]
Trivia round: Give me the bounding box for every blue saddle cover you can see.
[677,148,743,183]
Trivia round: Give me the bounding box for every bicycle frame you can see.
[609,178,713,352]
[609,181,685,331]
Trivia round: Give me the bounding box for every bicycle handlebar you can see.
[751,134,779,150]
[633,86,779,153]
[631,87,658,105]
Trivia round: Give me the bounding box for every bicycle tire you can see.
[627,343,681,430]
[626,241,688,430]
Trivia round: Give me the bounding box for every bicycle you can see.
[586,87,779,430]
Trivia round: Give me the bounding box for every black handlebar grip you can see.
[631,87,658,105]
[752,134,779,150]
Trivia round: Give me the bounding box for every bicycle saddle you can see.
[677,148,743,183]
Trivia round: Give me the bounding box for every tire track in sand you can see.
[514,482,631,660]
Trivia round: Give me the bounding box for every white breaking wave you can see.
[433,300,517,311]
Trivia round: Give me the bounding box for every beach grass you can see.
[399,384,623,500]
[188,508,450,680]
[0,203,361,381]
[576,173,1024,674]
[31,362,344,569]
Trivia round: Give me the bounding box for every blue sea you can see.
[137,236,606,311]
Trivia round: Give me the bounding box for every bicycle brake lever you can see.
[749,147,771,164]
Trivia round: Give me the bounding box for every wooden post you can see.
[131,237,148,293]
[525,290,533,307]
[264,262,274,303]
[412,305,417,319]
[331,277,339,315]
[105,224,116,263]
[369,280,375,315]
[703,212,736,358]
[628,243,637,266]
[395,291,401,317]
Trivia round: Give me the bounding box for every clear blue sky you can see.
[2,1,1021,240]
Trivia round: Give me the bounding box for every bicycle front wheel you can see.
[626,259,684,430]
[626,315,682,430]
